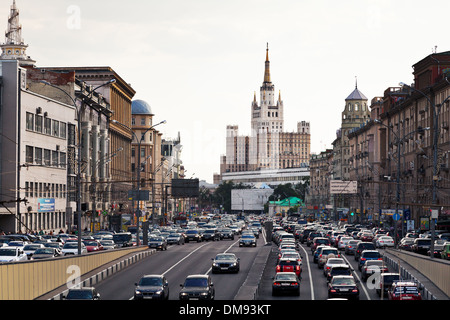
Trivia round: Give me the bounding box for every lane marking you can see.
[298,243,315,300]
[341,253,371,300]
[205,239,240,275]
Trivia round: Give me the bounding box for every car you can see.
[337,236,354,250]
[63,287,100,300]
[211,253,240,273]
[99,239,118,250]
[310,237,331,254]
[23,243,45,259]
[360,231,374,242]
[361,260,388,282]
[61,242,87,256]
[280,252,302,265]
[239,234,257,247]
[272,272,300,296]
[31,247,61,260]
[323,258,347,276]
[134,274,169,300]
[388,281,422,300]
[399,238,415,251]
[318,247,340,269]
[202,229,221,241]
[412,238,431,255]
[166,233,185,245]
[83,240,104,252]
[0,246,28,263]
[276,258,302,277]
[441,242,450,260]
[112,232,133,247]
[306,232,323,247]
[7,241,25,248]
[358,250,382,271]
[376,236,395,248]
[219,228,235,240]
[428,239,447,258]
[354,241,376,261]
[326,264,354,282]
[179,274,215,300]
[185,230,202,243]
[148,236,168,250]
[376,273,400,296]
[344,240,360,255]
[313,245,327,264]
[327,275,359,300]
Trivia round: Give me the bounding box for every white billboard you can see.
[330,180,358,194]
[231,189,273,211]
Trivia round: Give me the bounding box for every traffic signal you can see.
[350,212,354,216]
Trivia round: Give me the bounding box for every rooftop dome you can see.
[132,99,153,115]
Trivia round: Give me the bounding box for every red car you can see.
[360,232,374,242]
[276,258,302,277]
[388,281,422,300]
[82,240,104,252]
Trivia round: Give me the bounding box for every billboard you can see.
[231,189,273,211]
[330,180,358,194]
[171,178,199,198]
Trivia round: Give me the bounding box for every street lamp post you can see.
[374,119,430,247]
[41,79,116,254]
[112,119,166,246]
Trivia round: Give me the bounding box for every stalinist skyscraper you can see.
[220,44,310,176]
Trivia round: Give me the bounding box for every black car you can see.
[272,272,300,296]
[134,275,169,300]
[63,287,100,300]
[179,275,215,300]
[202,229,221,241]
[185,230,202,243]
[148,236,168,250]
[326,264,354,282]
[211,253,240,273]
[354,241,376,261]
[219,228,235,240]
[327,276,360,300]
[412,238,431,255]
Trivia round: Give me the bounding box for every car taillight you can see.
[330,289,337,293]
[273,282,281,286]
[292,282,298,286]
[361,258,366,261]
[352,289,358,293]
[276,266,280,271]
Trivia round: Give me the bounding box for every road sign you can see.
[330,180,358,194]
[393,212,401,221]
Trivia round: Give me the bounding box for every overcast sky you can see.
[2,0,449,183]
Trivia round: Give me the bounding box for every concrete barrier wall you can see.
[386,249,450,297]
[0,247,148,300]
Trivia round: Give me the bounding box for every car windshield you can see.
[66,290,93,299]
[84,241,98,246]
[275,274,297,281]
[363,252,381,258]
[149,237,163,241]
[332,278,355,286]
[100,240,113,245]
[279,260,299,266]
[322,249,338,255]
[34,248,53,254]
[24,245,41,250]
[139,277,163,286]
[186,230,198,234]
[215,254,235,260]
[63,243,77,248]
[331,267,351,275]
[168,234,180,238]
[184,278,208,287]
[242,235,254,239]
[327,258,345,264]
[0,248,17,256]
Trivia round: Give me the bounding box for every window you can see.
[26,112,34,131]
[141,118,146,126]
[44,118,52,135]
[35,115,43,133]
[52,151,59,167]
[60,152,66,168]
[60,122,67,139]
[26,146,33,163]
[52,120,60,137]
[44,149,51,166]
[35,148,42,165]
[68,124,76,146]
[140,148,145,158]
[131,118,136,125]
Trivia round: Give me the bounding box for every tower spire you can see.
[264,43,271,83]
[1,0,35,66]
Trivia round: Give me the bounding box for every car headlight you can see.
[154,290,162,295]
[135,290,142,295]
[200,292,209,296]
[213,263,219,267]
[180,292,188,296]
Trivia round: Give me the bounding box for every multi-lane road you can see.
[95,235,267,300]
[93,231,397,301]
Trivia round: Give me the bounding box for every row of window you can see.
[24,181,67,199]
[25,145,66,168]
[26,112,67,139]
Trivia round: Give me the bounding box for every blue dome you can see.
[132,99,153,115]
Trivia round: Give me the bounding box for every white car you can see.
[62,242,87,256]
[376,236,395,248]
[23,243,45,259]
[337,237,354,250]
[0,246,28,263]
[323,257,347,276]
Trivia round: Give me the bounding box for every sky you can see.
[2,0,450,183]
